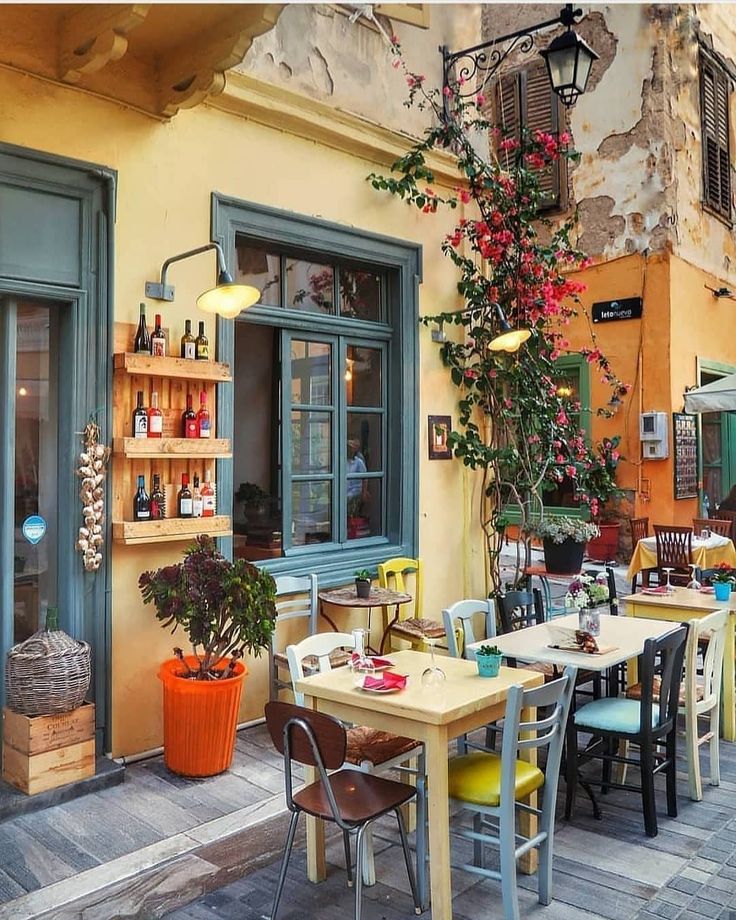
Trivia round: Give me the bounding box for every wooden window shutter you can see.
[701,53,732,220]
[496,71,521,170]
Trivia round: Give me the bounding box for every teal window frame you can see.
[697,357,736,508]
[503,353,591,524]
[212,196,420,586]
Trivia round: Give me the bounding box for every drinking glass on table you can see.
[662,567,674,594]
[687,564,701,591]
[421,638,446,687]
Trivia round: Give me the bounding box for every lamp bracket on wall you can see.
[146,242,228,302]
[705,284,735,300]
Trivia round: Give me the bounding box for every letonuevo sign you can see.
[592,297,643,323]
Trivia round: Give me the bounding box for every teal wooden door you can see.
[0,147,112,749]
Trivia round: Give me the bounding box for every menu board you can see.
[673,413,698,499]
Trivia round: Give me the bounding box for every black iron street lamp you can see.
[440,3,598,115]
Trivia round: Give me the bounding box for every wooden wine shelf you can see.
[113,353,232,381]
[113,437,232,458]
[112,516,232,545]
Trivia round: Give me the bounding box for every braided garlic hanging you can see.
[75,421,110,572]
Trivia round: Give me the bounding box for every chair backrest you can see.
[497,589,545,634]
[638,626,688,734]
[286,632,356,705]
[630,517,649,544]
[272,574,318,653]
[378,556,423,620]
[694,517,732,538]
[583,566,618,614]
[685,610,728,711]
[653,525,693,570]
[499,666,576,818]
[712,508,736,541]
[441,599,496,659]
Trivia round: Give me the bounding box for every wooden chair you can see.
[565,626,687,837]
[379,557,445,652]
[627,610,727,802]
[653,524,693,587]
[694,517,733,538]
[629,517,654,592]
[449,668,576,920]
[712,508,736,541]
[286,631,425,887]
[265,700,422,920]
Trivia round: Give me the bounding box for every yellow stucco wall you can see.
[0,54,488,754]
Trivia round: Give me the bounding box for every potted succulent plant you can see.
[475,644,503,678]
[355,569,372,599]
[528,516,600,575]
[139,535,277,777]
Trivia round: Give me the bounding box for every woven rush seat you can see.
[273,647,351,674]
[346,726,419,767]
[626,677,704,706]
[390,617,446,641]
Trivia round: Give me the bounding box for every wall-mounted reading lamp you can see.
[145,241,261,319]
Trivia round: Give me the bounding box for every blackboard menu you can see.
[673,413,698,499]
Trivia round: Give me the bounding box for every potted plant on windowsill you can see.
[355,569,372,599]
[582,436,624,562]
[475,644,503,678]
[528,516,600,575]
[139,535,277,777]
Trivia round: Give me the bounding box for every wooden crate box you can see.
[2,703,95,795]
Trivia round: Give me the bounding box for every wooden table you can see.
[318,586,412,654]
[626,533,736,581]
[623,587,736,740]
[296,649,543,919]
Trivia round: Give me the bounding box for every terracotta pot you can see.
[586,522,621,562]
[542,537,585,574]
[158,655,247,777]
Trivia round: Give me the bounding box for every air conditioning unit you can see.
[640,411,668,441]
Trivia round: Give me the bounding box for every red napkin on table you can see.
[362,670,407,691]
[351,652,393,670]
[640,586,669,595]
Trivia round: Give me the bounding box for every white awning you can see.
[684,373,736,413]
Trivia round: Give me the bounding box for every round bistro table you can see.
[318,585,412,655]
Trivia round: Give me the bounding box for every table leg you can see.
[304,696,326,883]
[319,599,340,633]
[379,604,399,655]
[518,702,538,875]
[425,725,452,919]
[723,615,736,742]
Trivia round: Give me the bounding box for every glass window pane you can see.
[286,259,335,314]
[235,242,280,307]
[292,410,331,473]
[292,480,332,546]
[347,478,382,540]
[340,268,381,321]
[346,345,382,407]
[347,413,382,471]
[291,340,331,406]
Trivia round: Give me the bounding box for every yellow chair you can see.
[378,557,445,652]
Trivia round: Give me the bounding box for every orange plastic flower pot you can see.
[158,656,247,777]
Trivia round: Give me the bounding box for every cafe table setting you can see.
[627,529,736,584]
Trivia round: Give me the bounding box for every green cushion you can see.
[448,751,544,807]
[574,697,659,734]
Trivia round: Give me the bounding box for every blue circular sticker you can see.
[22,515,47,545]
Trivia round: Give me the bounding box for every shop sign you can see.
[592,297,643,323]
[22,515,47,545]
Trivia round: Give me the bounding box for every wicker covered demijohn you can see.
[5,608,91,716]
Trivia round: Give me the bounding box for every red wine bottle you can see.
[150,473,165,520]
[132,390,148,438]
[197,390,211,439]
[134,303,151,354]
[178,474,193,518]
[151,314,166,357]
[182,393,198,438]
[133,474,151,521]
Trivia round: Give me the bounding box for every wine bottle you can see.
[133,474,151,521]
[46,607,60,631]
[132,390,148,438]
[151,314,166,357]
[201,469,215,517]
[180,319,196,359]
[182,393,198,438]
[197,390,211,438]
[178,474,193,518]
[150,473,165,520]
[147,391,163,438]
[192,473,203,518]
[195,321,209,360]
[134,303,151,354]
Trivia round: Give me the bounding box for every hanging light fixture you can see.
[540,20,599,106]
[489,304,531,353]
[145,241,260,319]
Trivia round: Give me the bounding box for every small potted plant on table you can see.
[139,535,277,777]
[528,516,600,575]
[355,569,372,599]
[711,563,735,601]
[475,644,503,678]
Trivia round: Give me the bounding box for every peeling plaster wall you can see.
[240,3,480,137]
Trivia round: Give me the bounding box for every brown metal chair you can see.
[265,700,422,920]
[695,516,735,539]
[629,517,654,592]
[653,525,693,587]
